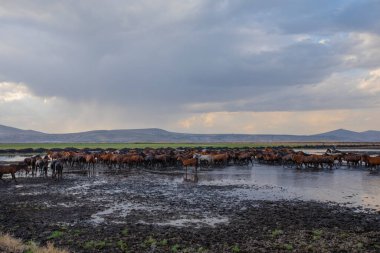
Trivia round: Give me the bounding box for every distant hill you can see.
[1,124,380,143]
[313,129,380,142]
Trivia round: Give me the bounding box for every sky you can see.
[0,0,380,134]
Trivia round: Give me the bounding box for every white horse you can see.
[193,154,213,167]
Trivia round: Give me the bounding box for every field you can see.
[1,142,380,150]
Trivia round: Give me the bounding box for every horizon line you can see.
[0,123,375,136]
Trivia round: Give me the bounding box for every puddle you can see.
[42,201,83,208]
[90,202,164,224]
[139,216,229,228]
[66,179,108,193]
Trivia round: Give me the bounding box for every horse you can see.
[36,158,49,177]
[361,154,370,167]
[292,154,308,169]
[235,152,253,166]
[0,163,29,183]
[50,160,64,180]
[178,156,198,181]
[25,155,41,176]
[344,154,361,167]
[281,154,294,167]
[154,154,168,168]
[211,153,229,166]
[85,154,97,171]
[193,154,213,167]
[23,157,33,175]
[121,155,144,168]
[367,156,380,171]
[47,151,62,160]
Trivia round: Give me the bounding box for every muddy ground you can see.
[1,167,380,253]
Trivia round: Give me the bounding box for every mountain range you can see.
[1,124,380,143]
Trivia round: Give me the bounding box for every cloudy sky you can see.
[1,0,380,134]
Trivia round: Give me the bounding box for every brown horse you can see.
[344,154,361,167]
[368,156,380,171]
[178,157,198,181]
[85,154,97,170]
[211,153,229,166]
[0,163,28,183]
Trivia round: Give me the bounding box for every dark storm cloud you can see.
[0,0,379,114]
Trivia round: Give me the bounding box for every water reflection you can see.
[189,164,380,211]
[183,168,199,183]
[0,155,28,162]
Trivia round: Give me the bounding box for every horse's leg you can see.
[11,173,17,183]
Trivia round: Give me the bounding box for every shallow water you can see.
[0,155,28,162]
[296,148,380,155]
[174,164,380,211]
[138,216,229,228]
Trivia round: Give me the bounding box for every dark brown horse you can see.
[0,163,28,183]
[368,156,380,171]
[51,160,64,180]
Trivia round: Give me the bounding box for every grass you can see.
[171,244,180,252]
[159,239,168,246]
[312,229,323,240]
[271,229,284,237]
[47,231,64,240]
[83,240,106,250]
[143,236,157,248]
[231,244,241,252]
[1,142,379,150]
[117,240,128,252]
[283,243,293,251]
[0,233,68,253]
[197,246,208,253]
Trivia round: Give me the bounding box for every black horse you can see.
[51,160,64,180]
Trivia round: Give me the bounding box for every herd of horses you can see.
[1,147,380,183]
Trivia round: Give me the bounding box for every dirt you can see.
[1,168,380,253]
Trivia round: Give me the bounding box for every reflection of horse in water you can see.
[183,170,199,183]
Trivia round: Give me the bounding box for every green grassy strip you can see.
[0,142,293,150]
[0,142,379,150]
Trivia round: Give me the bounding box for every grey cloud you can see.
[275,0,380,35]
[0,0,379,117]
